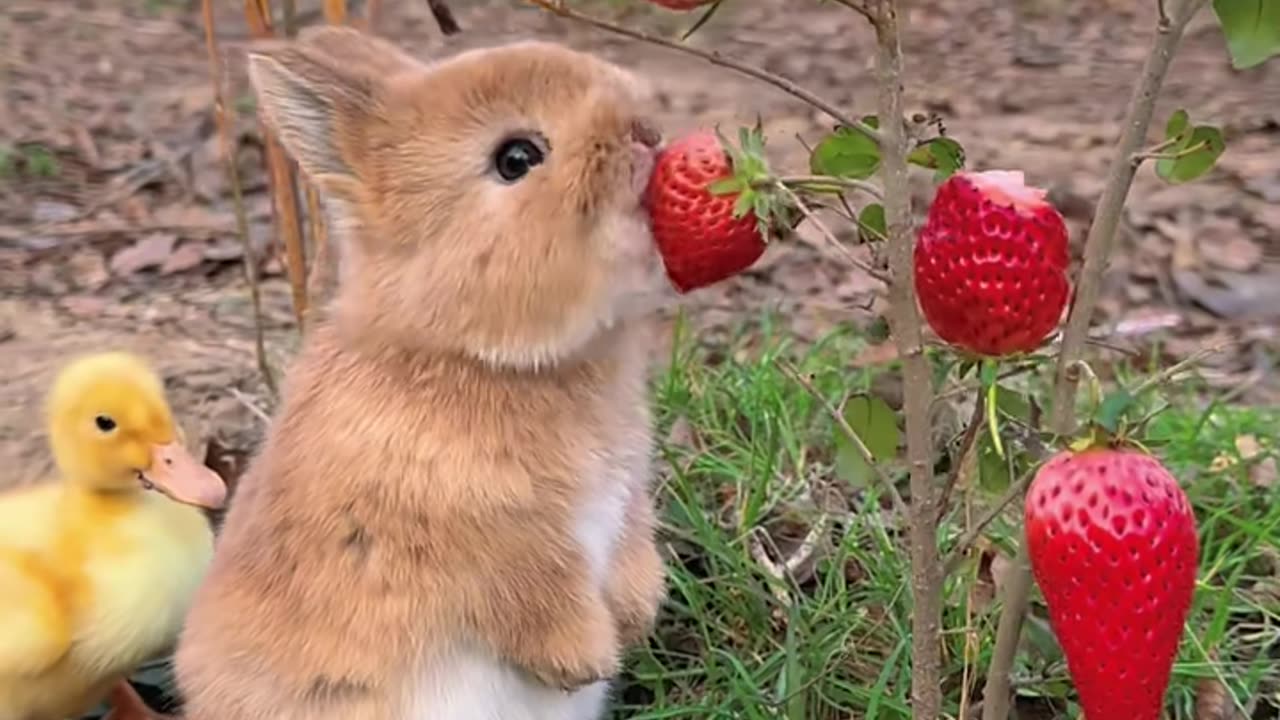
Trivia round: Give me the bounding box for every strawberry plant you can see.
[518,0,1280,717]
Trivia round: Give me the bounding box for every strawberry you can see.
[913,169,1071,357]
[645,130,767,293]
[1025,447,1198,720]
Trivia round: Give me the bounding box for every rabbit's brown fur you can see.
[174,27,669,720]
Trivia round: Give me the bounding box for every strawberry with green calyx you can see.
[917,169,1070,461]
[1024,369,1199,720]
[644,125,788,293]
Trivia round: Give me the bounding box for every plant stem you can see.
[1049,0,1206,435]
[521,0,881,146]
[201,0,276,396]
[870,1,942,717]
[777,174,884,199]
[983,3,1206,718]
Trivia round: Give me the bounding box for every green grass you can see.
[613,315,1280,719]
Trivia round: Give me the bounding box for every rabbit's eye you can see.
[493,137,546,183]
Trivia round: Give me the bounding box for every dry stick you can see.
[944,470,1033,576]
[246,0,311,332]
[201,0,276,396]
[778,174,884,200]
[521,0,881,147]
[779,362,910,517]
[982,2,1208,718]
[937,394,987,525]
[323,0,348,23]
[870,2,943,717]
[426,0,462,34]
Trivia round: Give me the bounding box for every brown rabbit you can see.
[173,26,669,720]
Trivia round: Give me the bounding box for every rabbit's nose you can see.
[631,119,662,149]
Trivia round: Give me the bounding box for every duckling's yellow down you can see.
[0,352,225,720]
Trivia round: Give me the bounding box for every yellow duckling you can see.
[0,351,226,720]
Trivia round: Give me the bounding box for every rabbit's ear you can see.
[296,25,428,77]
[246,45,379,196]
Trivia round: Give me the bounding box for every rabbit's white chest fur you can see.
[408,393,652,720]
[409,646,611,720]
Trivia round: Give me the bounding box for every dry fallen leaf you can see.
[109,232,176,276]
[1249,457,1277,489]
[1235,434,1262,461]
[160,241,207,275]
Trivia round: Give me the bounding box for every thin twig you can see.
[521,0,881,147]
[322,0,347,23]
[246,0,311,332]
[774,181,891,284]
[1129,341,1231,397]
[201,0,276,397]
[944,470,1033,576]
[987,3,1209,719]
[777,174,884,200]
[229,387,273,425]
[426,0,461,34]
[1049,0,1208,435]
[937,394,987,525]
[830,0,876,24]
[1132,138,1208,163]
[870,2,943,717]
[777,361,909,517]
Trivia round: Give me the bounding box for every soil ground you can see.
[3,0,1279,480]
[1,0,1278,717]
[3,0,1278,486]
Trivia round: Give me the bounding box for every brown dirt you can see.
[2,0,1278,486]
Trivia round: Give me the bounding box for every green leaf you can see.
[810,127,881,180]
[731,191,755,219]
[834,394,901,488]
[1095,388,1135,434]
[1212,0,1280,69]
[907,137,966,180]
[1155,125,1226,184]
[857,203,886,241]
[977,432,1012,493]
[1164,109,1190,141]
[994,383,1032,422]
[708,177,743,195]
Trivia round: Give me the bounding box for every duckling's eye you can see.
[492,135,547,183]
[94,415,117,433]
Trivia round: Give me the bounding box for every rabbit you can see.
[172,26,670,720]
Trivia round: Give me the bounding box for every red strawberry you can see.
[646,0,716,9]
[1025,447,1198,720]
[645,130,766,293]
[913,169,1071,357]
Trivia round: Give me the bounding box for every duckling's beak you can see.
[140,442,227,510]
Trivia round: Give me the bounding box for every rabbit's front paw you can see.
[526,600,620,692]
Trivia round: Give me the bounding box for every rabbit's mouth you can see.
[629,118,663,203]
